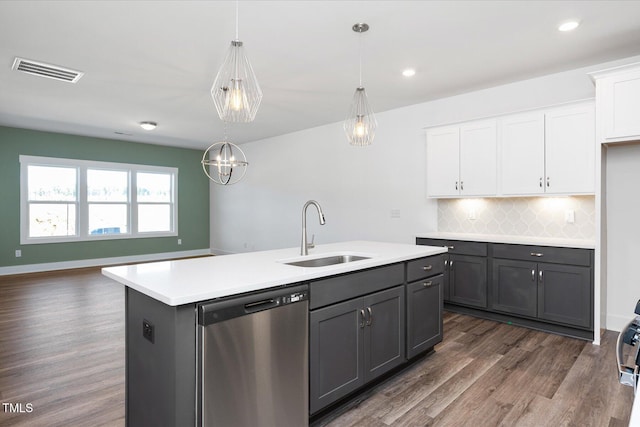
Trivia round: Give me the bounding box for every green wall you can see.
[0,126,210,267]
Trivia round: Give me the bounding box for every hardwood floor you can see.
[0,268,634,426]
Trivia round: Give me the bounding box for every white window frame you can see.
[20,155,178,244]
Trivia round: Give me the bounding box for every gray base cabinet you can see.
[309,286,405,414]
[406,275,443,359]
[537,262,591,328]
[491,258,538,317]
[449,254,487,308]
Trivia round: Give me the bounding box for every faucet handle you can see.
[307,234,315,249]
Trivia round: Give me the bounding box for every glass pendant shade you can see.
[344,87,377,146]
[211,40,262,123]
[201,141,248,185]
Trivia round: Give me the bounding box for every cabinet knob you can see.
[423,265,433,271]
[530,252,544,257]
[423,281,433,288]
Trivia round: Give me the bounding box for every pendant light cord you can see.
[235,0,239,40]
[358,30,363,87]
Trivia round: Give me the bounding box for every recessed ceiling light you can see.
[139,121,157,131]
[558,21,580,32]
[402,68,416,77]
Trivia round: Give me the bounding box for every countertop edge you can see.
[415,232,595,249]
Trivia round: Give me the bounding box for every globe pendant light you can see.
[344,23,377,146]
[211,1,262,122]
[201,140,248,185]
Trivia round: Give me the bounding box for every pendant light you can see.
[344,23,377,146]
[201,138,248,185]
[211,1,262,122]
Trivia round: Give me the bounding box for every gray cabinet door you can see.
[449,254,488,308]
[406,275,443,359]
[537,263,592,328]
[363,286,405,382]
[309,297,364,414]
[491,259,537,317]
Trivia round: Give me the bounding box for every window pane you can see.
[29,203,76,237]
[137,172,171,202]
[138,204,171,232]
[28,165,77,201]
[88,204,128,235]
[88,169,128,202]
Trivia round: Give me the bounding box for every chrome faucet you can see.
[301,200,326,256]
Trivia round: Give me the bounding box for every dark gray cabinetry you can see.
[406,275,443,359]
[491,244,592,329]
[416,238,488,308]
[309,265,405,415]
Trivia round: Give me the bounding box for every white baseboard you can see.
[606,313,635,332]
[210,247,237,256]
[0,249,212,276]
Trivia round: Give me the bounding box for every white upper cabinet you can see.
[459,120,497,196]
[426,119,497,198]
[544,103,595,194]
[590,63,640,143]
[426,101,595,198]
[500,112,545,195]
[426,126,460,197]
[500,101,594,196]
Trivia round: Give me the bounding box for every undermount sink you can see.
[283,254,371,268]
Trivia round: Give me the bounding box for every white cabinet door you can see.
[426,126,460,197]
[601,67,640,142]
[545,103,595,194]
[500,112,545,195]
[459,119,497,196]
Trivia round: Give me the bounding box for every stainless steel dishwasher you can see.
[198,284,309,427]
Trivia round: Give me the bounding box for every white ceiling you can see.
[2,1,640,150]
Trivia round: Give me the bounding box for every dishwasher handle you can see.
[199,284,309,326]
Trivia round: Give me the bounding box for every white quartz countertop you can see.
[415,232,595,249]
[102,241,447,306]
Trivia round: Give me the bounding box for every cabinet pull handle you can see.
[360,309,366,328]
[449,261,454,269]
[444,259,448,267]
[423,265,433,271]
[460,181,464,191]
[455,181,458,191]
[366,307,372,326]
[531,269,535,281]
[447,245,455,250]
[539,270,543,282]
[547,177,550,187]
[530,252,544,257]
[423,281,433,288]
[539,177,543,188]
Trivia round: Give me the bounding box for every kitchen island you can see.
[103,241,447,426]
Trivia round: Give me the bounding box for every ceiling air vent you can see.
[12,57,84,83]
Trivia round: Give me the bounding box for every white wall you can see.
[605,144,640,330]
[210,55,640,256]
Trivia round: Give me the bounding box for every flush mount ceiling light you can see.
[211,1,262,122]
[344,23,377,147]
[201,140,248,185]
[558,20,580,32]
[139,121,157,131]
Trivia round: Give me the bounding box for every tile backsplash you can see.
[437,196,595,240]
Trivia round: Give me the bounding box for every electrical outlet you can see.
[390,209,401,218]
[177,238,182,245]
[15,250,21,258]
[468,209,476,220]
[565,210,575,224]
[142,319,154,343]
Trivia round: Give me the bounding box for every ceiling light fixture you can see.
[344,23,377,147]
[139,121,157,131]
[201,140,248,185]
[211,0,262,122]
[402,68,416,77]
[558,20,580,32]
